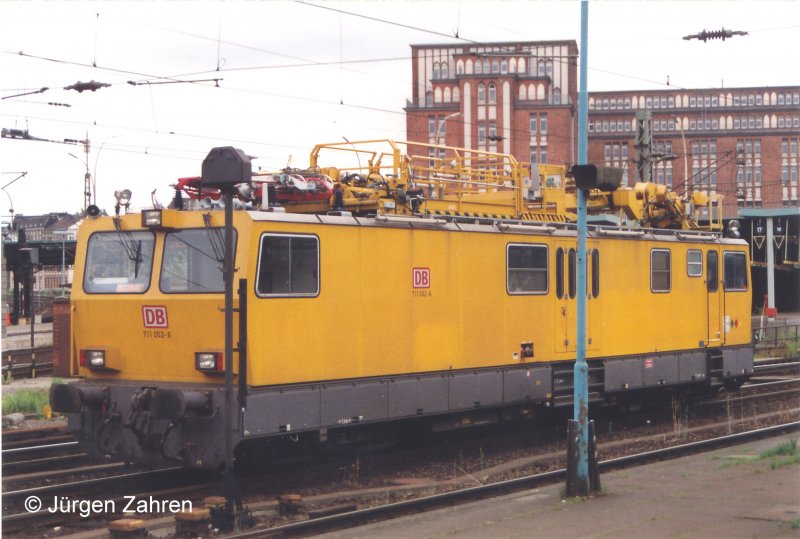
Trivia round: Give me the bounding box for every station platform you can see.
[319,433,800,538]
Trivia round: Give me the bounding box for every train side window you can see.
[591,249,600,298]
[555,248,564,298]
[256,234,319,297]
[707,251,718,292]
[651,249,671,293]
[723,251,748,291]
[687,249,703,277]
[507,243,548,295]
[568,248,576,299]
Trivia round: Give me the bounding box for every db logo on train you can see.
[142,306,169,328]
[412,268,430,289]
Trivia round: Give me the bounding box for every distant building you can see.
[588,87,800,213]
[404,41,579,169]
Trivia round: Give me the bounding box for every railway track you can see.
[227,421,800,539]
[2,374,797,537]
[1,346,54,379]
[1,467,218,534]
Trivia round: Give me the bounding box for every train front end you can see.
[50,209,249,469]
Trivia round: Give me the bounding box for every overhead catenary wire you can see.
[2,6,798,189]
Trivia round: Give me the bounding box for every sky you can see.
[1,0,798,218]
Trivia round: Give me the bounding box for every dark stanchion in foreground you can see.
[566,419,601,497]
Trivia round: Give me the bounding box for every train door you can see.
[706,248,724,345]
[554,242,576,353]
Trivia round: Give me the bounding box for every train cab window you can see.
[687,249,703,277]
[160,228,235,293]
[591,249,600,298]
[723,251,748,291]
[84,231,155,294]
[256,234,319,297]
[651,249,671,293]
[707,251,719,292]
[507,243,548,295]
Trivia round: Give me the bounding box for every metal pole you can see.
[61,238,66,287]
[572,0,590,495]
[766,217,775,312]
[223,189,237,520]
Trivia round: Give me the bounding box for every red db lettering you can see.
[412,268,430,289]
[142,306,169,328]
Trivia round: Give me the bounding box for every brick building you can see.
[589,87,800,214]
[404,41,579,168]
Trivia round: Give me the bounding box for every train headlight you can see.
[80,349,106,368]
[195,352,223,372]
[141,209,163,228]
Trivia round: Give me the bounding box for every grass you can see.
[721,439,800,469]
[759,440,800,469]
[2,388,50,418]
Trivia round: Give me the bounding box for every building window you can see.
[488,83,496,104]
[723,251,748,291]
[441,62,449,79]
[477,83,486,104]
[425,91,433,107]
[540,146,547,164]
[530,114,537,134]
[478,124,486,144]
[500,59,508,74]
[540,113,548,134]
[687,249,703,277]
[507,244,548,294]
[433,63,440,80]
[651,249,671,293]
[256,234,319,297]
[428,117,437,137]
[491,60,499,73]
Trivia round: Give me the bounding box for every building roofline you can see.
[590,85,800,96]
[411,40,577,50]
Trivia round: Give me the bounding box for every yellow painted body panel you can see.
[72,210,751,386]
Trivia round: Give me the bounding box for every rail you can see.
[226,422,800,538]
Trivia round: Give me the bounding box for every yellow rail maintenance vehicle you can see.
[51,140,753,469]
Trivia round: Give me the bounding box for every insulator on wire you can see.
[683,28,748,42]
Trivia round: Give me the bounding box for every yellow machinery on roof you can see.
[252,139,723,231]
